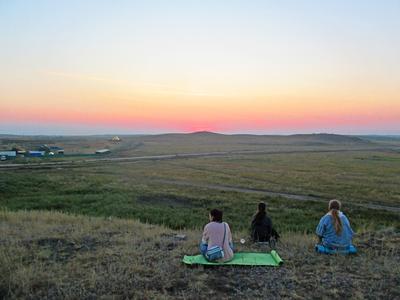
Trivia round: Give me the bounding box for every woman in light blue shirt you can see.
[316,199,356,253]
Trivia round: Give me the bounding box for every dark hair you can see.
[258,202,266,212]
[329,199,342,234]
[210,209,223,223]
[254,202,266,222]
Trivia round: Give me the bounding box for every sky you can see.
[1,0,399,135]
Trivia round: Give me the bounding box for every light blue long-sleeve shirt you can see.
[316,211,354,248]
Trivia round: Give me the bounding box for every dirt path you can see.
[0,147,394,170]
[151,178,400,213]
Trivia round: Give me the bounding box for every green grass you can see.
[136,151,400,206]
[1,161,399,232]
[1,134,399,232]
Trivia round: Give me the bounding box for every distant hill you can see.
[189,131,223,136]
[149,132,372,146]
[288,133,371,145]
[359,135,400,142]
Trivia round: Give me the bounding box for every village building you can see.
[39,144,64,154]
[29,151,45,157]
[95,149,111,155]
[0,151,17,160]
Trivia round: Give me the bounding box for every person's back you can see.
[200,209,234,262]
[251,214,272,242]
[316,199,354,249]
[202,221,234,262]
[251,202,279,242]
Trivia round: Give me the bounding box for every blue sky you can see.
[1,0,399,135]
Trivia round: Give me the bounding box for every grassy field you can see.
[1,133,399,298]
[1,134,400,232]
[1,157,399,233]
[1,210,399,299]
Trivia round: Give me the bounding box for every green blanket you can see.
[182,250,283,266]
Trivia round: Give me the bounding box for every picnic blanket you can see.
[182,250,283,266]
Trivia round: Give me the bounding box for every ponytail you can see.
[329,199,342,235]
[331,209,342,234]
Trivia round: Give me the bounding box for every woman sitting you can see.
[316,199,357,254]
[251,202,280,243]
[200,209,234,262]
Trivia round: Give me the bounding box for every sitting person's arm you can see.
[227,225,234,251]
[199,225,209,255]
[265,216,279,240]
[315,217,326,244]
[271,227,280,240]
[343,214,354,237]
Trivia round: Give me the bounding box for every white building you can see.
[0,151,17,158]
[95,149,111,154]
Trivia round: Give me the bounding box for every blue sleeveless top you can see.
[316,211,354,247]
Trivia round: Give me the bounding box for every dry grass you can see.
[1,210,399,299]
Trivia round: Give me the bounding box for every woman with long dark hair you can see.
[251,202,279,242]
[316,199,356,253]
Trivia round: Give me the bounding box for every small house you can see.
[39,145,50,152]
[29,151,45,157]
[11,147,26,155]
[95,149,111,155]
[39,145,64,155]
[0,151,17,160]
[49,146,65,155]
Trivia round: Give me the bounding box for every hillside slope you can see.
[1,211,399,299]
[151,132,371,145]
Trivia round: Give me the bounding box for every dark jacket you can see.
[251,214,279,242]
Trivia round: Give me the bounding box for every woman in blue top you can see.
[316,199,356,253]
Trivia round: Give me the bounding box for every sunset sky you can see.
[1,0,399,135]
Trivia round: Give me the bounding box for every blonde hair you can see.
[329,199,342,235]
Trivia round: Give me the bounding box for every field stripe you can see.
[151,178,400,213]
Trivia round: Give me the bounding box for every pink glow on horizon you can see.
[1,105,399,134]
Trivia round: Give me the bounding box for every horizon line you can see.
[1,131,400,137]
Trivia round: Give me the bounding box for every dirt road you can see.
[151,178,400,213]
